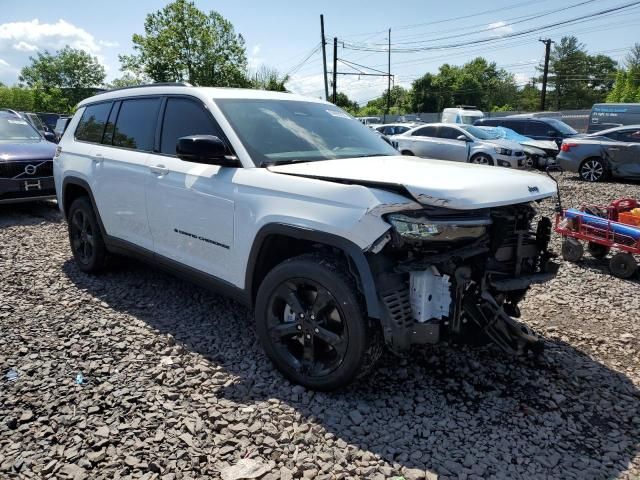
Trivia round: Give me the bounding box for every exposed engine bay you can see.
[371,202,559,355]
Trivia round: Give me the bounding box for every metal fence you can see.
[378,110,591,132]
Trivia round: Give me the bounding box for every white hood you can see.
[268,156,557,210]
[520,139,559,153]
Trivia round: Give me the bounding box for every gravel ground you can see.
[1,173,639,480]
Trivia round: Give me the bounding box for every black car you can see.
[0,111,57,204]
[474,116,578,146]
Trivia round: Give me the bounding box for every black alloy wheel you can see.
[255,254,381,390]
[67,197,108,273]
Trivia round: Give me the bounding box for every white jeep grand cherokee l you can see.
[54,84,559,390]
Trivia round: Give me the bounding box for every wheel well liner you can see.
[246,224,381,319]
[61,177,107,236]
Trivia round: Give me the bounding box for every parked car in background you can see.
[11,111,57,142]
[37,112,62,133]
[477,125,559,169]
[441,106,484,125]
[54,116,72,142]
[391,123,530,168]
[557,125,640,182]
[587,103,640,133]
[357,116,381,127]
[375,123,420,136]
[474,116,578,146]
[0,110,57,204]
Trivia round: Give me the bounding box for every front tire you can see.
[255,253,380,390]
[469,153,494,166]
[67,197,109,273]
[609,252,637,279]
[579,157,608,182]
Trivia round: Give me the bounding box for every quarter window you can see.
[113,98,161,151]
[160,98,221,155]
[75,102,112,143]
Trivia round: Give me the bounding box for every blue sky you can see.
[1,0,639,103]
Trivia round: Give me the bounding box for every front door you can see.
[145,96,237,282]
[610,128,640,178]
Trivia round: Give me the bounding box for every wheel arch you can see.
[61,176,107,236]
[246,223,381,319]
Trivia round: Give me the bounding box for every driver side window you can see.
[160,97,223,155]
[438,126,464,140]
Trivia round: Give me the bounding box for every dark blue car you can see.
[0,111,57,204]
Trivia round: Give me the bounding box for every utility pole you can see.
[539,38,553,111]
[332,37,338,104]
[320,15,329,101]
[385,28,391,123]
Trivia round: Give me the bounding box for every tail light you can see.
[560,143,578,152]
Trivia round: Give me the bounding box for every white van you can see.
[442,106,484,125]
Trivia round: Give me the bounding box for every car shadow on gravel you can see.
[0,200,61,227]
[62,258,640,479]
[570,256,639,284]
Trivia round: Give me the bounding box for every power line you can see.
[343,1,640,53]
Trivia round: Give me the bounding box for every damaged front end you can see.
[370,203,559,356]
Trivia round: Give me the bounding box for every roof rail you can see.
[105,81,192,93]
[0,108,21,117]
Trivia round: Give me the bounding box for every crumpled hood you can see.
[0,140,56,161]
[484,138,526,151]
[520,139,559,154]
[268,155,557,210]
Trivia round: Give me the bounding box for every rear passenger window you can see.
[412,126,437,137]
[160,98,220,155]
[504,121,525,134]
[75,102,112,143]
[113,98,161,151]
[526,121,552,137]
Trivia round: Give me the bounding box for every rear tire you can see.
[609,252,637,279]
[561,238,584,262]
[579,157,608,182]
[67,197,109,273]
[255,253,381,390]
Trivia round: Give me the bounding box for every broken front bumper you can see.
[373,209,559,354]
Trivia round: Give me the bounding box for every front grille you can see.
[0,160,53,179]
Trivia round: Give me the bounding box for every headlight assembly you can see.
[494,146,512,156]
[387,213,490,242]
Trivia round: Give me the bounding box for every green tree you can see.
[516,82,541,111]
[120,0,248,87]
[107,73,149,89]
[410,73,440,112]
[624,43,640,71]
[0,86,35,111]
[334,92,358,114]
[19,46,106,109]
[249,66,289,92]
[607,70,626,102]
[544,36,617,109]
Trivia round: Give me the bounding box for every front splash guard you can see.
[463,290,544,356]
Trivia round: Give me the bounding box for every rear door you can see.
[608,128,640,178]
[90,97,161,250]
[145,96,236,281]
[401,125,439,157]
[432,125,469,162]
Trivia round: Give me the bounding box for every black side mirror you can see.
[43,131,57,143]
[176,135,238,167]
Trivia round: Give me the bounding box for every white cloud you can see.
[13,41,38,52]
[99,40,119,48]
[248,44,263,69]
[0,58,10,67]
[487,21,513,36]
[513,72,529,85]
[0,19,102,55]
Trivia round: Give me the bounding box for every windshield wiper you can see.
[263,159,312,167]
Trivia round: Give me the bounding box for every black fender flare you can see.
[61,176,108,236]
[246,223,381,319]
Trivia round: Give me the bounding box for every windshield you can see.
[459,124,494,140]
[0,117,41,141]
[546,118,577,135]
[479,126,532,143]
[215,99,398,166]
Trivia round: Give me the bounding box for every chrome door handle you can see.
[149,164,169,176]
[608,148,619,151]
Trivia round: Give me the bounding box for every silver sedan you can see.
[557,125,640,182]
